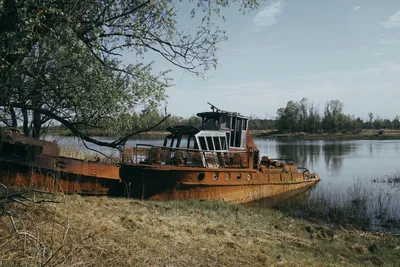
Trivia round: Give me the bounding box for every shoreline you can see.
[252,129,400,140]
[51,129,400,141]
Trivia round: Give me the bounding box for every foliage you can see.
[0,0,260,147]
[276,98,399,134]
[248,116,276,131]
[130,111,202,131]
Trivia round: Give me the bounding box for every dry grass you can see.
[58,146,148,164]
[59,146,103,161]
[59,146,120,164]
[1,195,399,266]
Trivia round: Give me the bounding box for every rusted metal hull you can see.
[120,164,320,204]
[0,155,121,195]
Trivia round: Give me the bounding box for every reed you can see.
[373,170,400,185]
[277,179,400,232]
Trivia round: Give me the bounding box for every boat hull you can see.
[120,164,320,204]
[0,155,121,195]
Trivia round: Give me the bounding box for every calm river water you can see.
[50,136,400,232]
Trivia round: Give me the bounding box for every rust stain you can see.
[0,132,121,195]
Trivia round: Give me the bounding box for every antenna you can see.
[207,102,219,112]
[207,102,239,116]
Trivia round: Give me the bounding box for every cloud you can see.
[369,52,383,57]
[382,10,400,28]
[262,45,282,51]
[253,1,284,29]
[351,6,361,13]
[378,38,400,45]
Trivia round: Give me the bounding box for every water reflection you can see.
[322,142,353,174]
[274,142,321,170]
[272,141,357,174]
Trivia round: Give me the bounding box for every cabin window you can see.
[202,116,219,130]
[230,118,236,147]
[198,136,207,150]
[15,145,28,158]
[213,137,221,150]
[220,136,227,150]
[235,131,242,147]
[220,117,231,129]
[1,143,13,156]
[206,136,214,150]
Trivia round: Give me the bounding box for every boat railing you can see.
[269,158,295,165]
[134,144,250,168]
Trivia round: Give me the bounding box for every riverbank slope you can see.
[1,195,398,266]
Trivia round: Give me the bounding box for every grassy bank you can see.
[1,195,399,266]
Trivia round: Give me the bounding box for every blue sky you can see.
[127,1,400,119]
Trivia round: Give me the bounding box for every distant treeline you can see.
[45,99,399,136]
[137,99,400,133]
[272,98,400,133]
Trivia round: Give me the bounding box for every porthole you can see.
[237,173,241,180]
[246,173,252,180]
[198,173,205,181]
[213,173,219,181]
[225,173,230,180]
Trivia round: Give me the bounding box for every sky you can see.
[126,0,400,119]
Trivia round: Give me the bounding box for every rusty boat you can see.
[0,132,121,195]
[120,104,321,204]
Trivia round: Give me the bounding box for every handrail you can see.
[135,143,245,154]
[134,144,250,168]
[297,167,310,172]
[270,158,295,163]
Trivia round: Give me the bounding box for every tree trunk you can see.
[32,110,41,138]
[21,108,29,136]
[9,107,17,129]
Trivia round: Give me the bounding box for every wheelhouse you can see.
[196,109,249,150]
[136,104,251,168]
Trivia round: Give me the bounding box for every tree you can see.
[392,116,400,130]
[322,99,343,132]
[187,115,202,128]
[368,112,374,129]
[298,98,308,132]
[0,0,260,148]
[276,101,301,132]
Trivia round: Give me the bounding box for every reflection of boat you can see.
[0,132,121,195]
[247,183,317,208]
[120,104,321,204]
